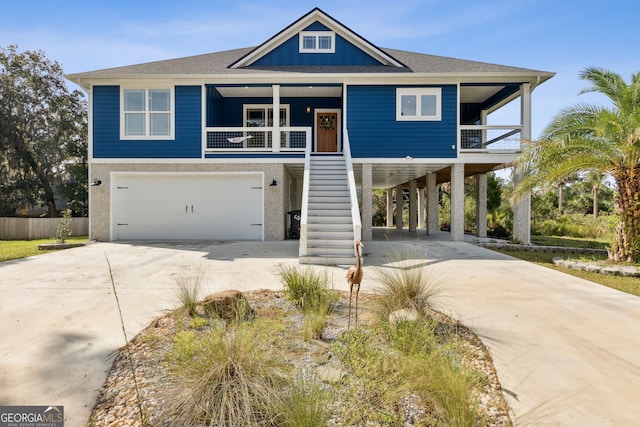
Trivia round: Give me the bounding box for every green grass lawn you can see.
[530,235,610,250]
[492,248,640,297]
[0,236,88,263]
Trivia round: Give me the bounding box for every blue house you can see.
[68,8,553,264]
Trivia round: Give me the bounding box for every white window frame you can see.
[396,87,442,121]
[120,86,175,140]
[299,31,336,53]
[243,104,290,128]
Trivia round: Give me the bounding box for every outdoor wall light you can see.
[90,179,102,186]
[305,105,311,114]
[270,179,278,187]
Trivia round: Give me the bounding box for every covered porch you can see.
[204,83,344,155]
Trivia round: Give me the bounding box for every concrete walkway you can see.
[1,237,640,426]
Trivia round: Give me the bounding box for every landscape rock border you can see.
[477,242,639,277]
[37,242,87,251]
[477,242,608,256]
[552,258,640,277]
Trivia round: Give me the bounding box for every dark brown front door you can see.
[316,112,338,152]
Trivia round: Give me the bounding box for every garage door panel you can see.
[113,174,263,240]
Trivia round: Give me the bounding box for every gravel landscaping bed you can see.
[88,290,512,426]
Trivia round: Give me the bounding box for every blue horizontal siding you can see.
[347,85,457,158]
[93,85,202,158]
[207,95,341,128]
[253,32,381,66]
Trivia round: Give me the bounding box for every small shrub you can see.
[373,248,441,318]
[174,264,205,317]
[53,209,72,243]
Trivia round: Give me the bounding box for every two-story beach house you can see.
[67,8,553,264]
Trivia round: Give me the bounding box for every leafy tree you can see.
[514,67,640,262]
[0,45,87,217]
[486,172,502,214]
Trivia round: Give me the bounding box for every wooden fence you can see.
[0,217,89,240]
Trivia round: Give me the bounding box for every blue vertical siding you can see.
[252,33,381,66]
[93,85,202,158]
[347,85,457,158]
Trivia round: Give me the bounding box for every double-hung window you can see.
[299,31,335,53]
[121,87,174,139]
[396,88,442,121]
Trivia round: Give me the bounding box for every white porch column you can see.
[476,174,488,238]
[272,85,281,152]
[361,163,373,241]
[426,173,438,235]
[395,184,403,230]
[513,83,531,244]
[409,179,417,232]
[386,189,393,227]
[450,163,465,241]
[418,187,426,229]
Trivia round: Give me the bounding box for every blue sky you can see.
[1,0,638,138]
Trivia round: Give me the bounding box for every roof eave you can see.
[67,70,555,87]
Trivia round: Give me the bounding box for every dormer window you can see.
[299,31,335,53]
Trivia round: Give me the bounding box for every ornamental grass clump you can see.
[167,322,285,426]
[173,264,205,317]
[271,375,331,427]
[277,264,337,312]
[277,264,338,340]
[373,247,441,318]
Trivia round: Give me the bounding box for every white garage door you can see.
[112,173,263,240]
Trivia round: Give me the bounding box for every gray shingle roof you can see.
[67,46,552,79]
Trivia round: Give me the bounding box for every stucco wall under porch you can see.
[90,163,290,242]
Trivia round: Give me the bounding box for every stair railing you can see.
[298,133,313,257]
[343,130,362,243]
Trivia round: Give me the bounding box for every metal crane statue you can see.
[346,239,364,329]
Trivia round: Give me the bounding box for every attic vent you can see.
[299,31,335,53]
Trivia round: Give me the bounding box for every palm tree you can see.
[514,67,640,263]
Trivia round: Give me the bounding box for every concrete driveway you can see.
[1,238,640,426]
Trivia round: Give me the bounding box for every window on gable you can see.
[396,88,442,121]
[299,31,335,53]
[121,87,174,139]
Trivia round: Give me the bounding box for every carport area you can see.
[1,238,640,426]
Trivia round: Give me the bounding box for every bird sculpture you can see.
[346,239,364,329]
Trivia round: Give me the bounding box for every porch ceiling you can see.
[460,85,504,103]
[215,85,343,98]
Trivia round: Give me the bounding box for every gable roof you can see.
[229,8,406,69]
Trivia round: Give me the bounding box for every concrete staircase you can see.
[300,155,356,265]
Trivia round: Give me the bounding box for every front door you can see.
[316,112,338,152]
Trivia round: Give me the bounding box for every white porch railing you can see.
[205,127,310,152]
[460,125,523,151]
[343,130,362,243]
